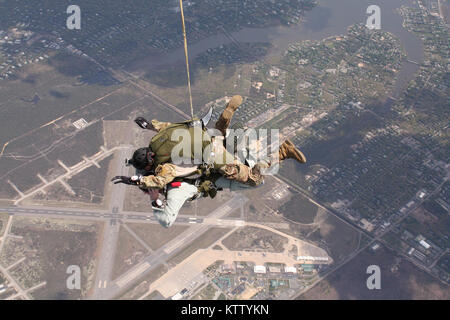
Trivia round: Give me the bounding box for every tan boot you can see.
[279,139,307,163]
[215,95,243,136]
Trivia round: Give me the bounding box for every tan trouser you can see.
[208,137,269,187]
[215,109,233,136]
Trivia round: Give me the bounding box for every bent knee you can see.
[154,211,175,228]
[157,216,174,228]
[159,220,172,228]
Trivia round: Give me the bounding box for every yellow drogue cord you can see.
[179,0,194,119]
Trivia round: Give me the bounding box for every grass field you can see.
[279,190,319,224]
[111,225,148,281]
[192,283,219,300]
[2,216,101,299]
[126,223,190,251]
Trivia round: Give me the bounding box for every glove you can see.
[198,180,218,198]
[151,199,164,209]
[197,163,212,176]
[134,117,150,130]
[111,175,141,185]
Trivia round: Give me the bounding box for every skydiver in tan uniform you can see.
[112,95,306,227]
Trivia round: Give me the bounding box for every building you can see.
[284,266,298,274]
[235,262,246,270]
[270,279,287,289]
[171,292,183,300]
[412,249,427,262]
[221,264,236,274]
[231,283,246,296]
[417,191,426,199]
[419,239,431,249]
[254,265,267,274]
[268,266,281,273]
[301,264,315,273]
[359,218,375,232]
[297,256,329,262]
[239,286,259,300]
[371,243,381,252]
[213,277,232,289]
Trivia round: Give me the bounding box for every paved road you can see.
[0,264,31,300]
[0,193,248,300]
[104,194,248,299]
[0,206,204,224]
[90,147,132,299]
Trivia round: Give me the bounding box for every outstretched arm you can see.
[138,163,177,189]
[111,164,177,189]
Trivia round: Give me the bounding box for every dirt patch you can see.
[2,217,101,299]
[143,290,165,300]
[192,283,219,300]
[126,223,190,251]
[243,177,292,224]
[168,227,232,266]
[222,226,288,253]
[279,191,319,224]
[225,208,243,219]
[0,212,9,234]
[117,264,168,300]
[411,207,439,225]
[111,226,148,280]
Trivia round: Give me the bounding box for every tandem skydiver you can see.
[111,95,307,228]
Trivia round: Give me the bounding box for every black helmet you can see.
[127,147,153,170]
